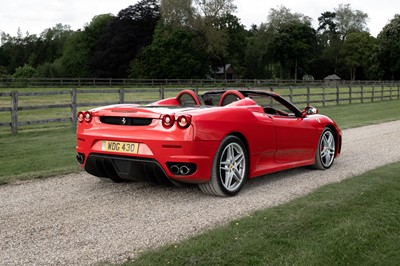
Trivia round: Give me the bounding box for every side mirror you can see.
[303,106,318,117]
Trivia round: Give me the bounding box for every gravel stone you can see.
[1,120,400,265]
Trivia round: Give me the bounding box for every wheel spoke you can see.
[220,161,230,170]
[325,152,331,162]
[323,135,329,146]
[227,145,234,161]
[233,168,243,183]
[234,152,244,165]
[224,172,234,188]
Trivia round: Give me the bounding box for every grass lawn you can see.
[123,161,400,265]
[0,128,80,184]
[317,100,400,129]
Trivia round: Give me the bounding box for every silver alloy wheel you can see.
[218,142,246,192]
[319,130,335,168]
[198,135,248,196]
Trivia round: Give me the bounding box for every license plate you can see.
[102,141,139,154]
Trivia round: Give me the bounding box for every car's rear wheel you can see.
[313,127,336,169]
[199,136,248,196]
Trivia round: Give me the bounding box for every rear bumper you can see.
[84,153,176,184]
[76,136,220,184]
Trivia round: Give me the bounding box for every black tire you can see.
[199,136,249,196]
[313,128,336,170]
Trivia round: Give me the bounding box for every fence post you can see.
[289,86,293,103]
[349,85,352,104]
[361,85,364,103]
[119,89,125,104]
[381,85,384,101]
[159,87,165,100]
[389,84,393,100]
[71,88,77,129]
[372,85,375,102]
[322,86,326,106]
[398,84,400,100]
[336,85,340,105]
[307,86,310,106]
[11,91,18,134]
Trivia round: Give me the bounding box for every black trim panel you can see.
[100,116,152,126]
[85,153,174,185]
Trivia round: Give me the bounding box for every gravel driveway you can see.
[1,120,400,265]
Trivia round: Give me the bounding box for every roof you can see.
[324,74,341,80]
[215,64,235,74]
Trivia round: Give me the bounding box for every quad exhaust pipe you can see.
[179,165,190,175]
[76,153,85,164]
[170,165,180,175]
[169,164,192,176]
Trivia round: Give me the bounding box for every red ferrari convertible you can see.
[76,89,341,196]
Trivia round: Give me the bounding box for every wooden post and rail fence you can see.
[1,84,400,134]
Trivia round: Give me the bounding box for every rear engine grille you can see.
[100,116,153,126]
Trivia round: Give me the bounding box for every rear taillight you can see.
[177,115,191,128]
[162,114,175,128]
[84,111,92,123]
[77,112,84,123]
[78,111,92,123]
[161,114,191,129]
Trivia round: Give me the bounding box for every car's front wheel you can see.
[199,136,248,196]
[313,127,336,169]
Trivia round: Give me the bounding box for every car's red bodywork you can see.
[76,89,341,194]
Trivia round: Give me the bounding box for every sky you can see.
[0,0,398,38]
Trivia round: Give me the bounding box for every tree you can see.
[271,21,317,80]
[0,66,9,77]
[335,4,369,41]
[37,24,73,65]
[193,18,229,72]
[60,14,114,77]
[376,15,400,79]
[212,14,247,77]
[193,0,236,18]
[34,60,64,78]
[255,6,316,79]
[243,27,272,79]
[317,12,341,74]
[13,64,36,78]
[91,0,160,78]
[0,31,36,74]
[340,32,375,80]
[0,24,72,77]
[263,5,311,32]
[160,0,194,27]
[30,24,73,78]
[318,11,337,34]
[158,0,244,78]
[60,31,89,77]
[316,4,369,78]
[130,25,208,78]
